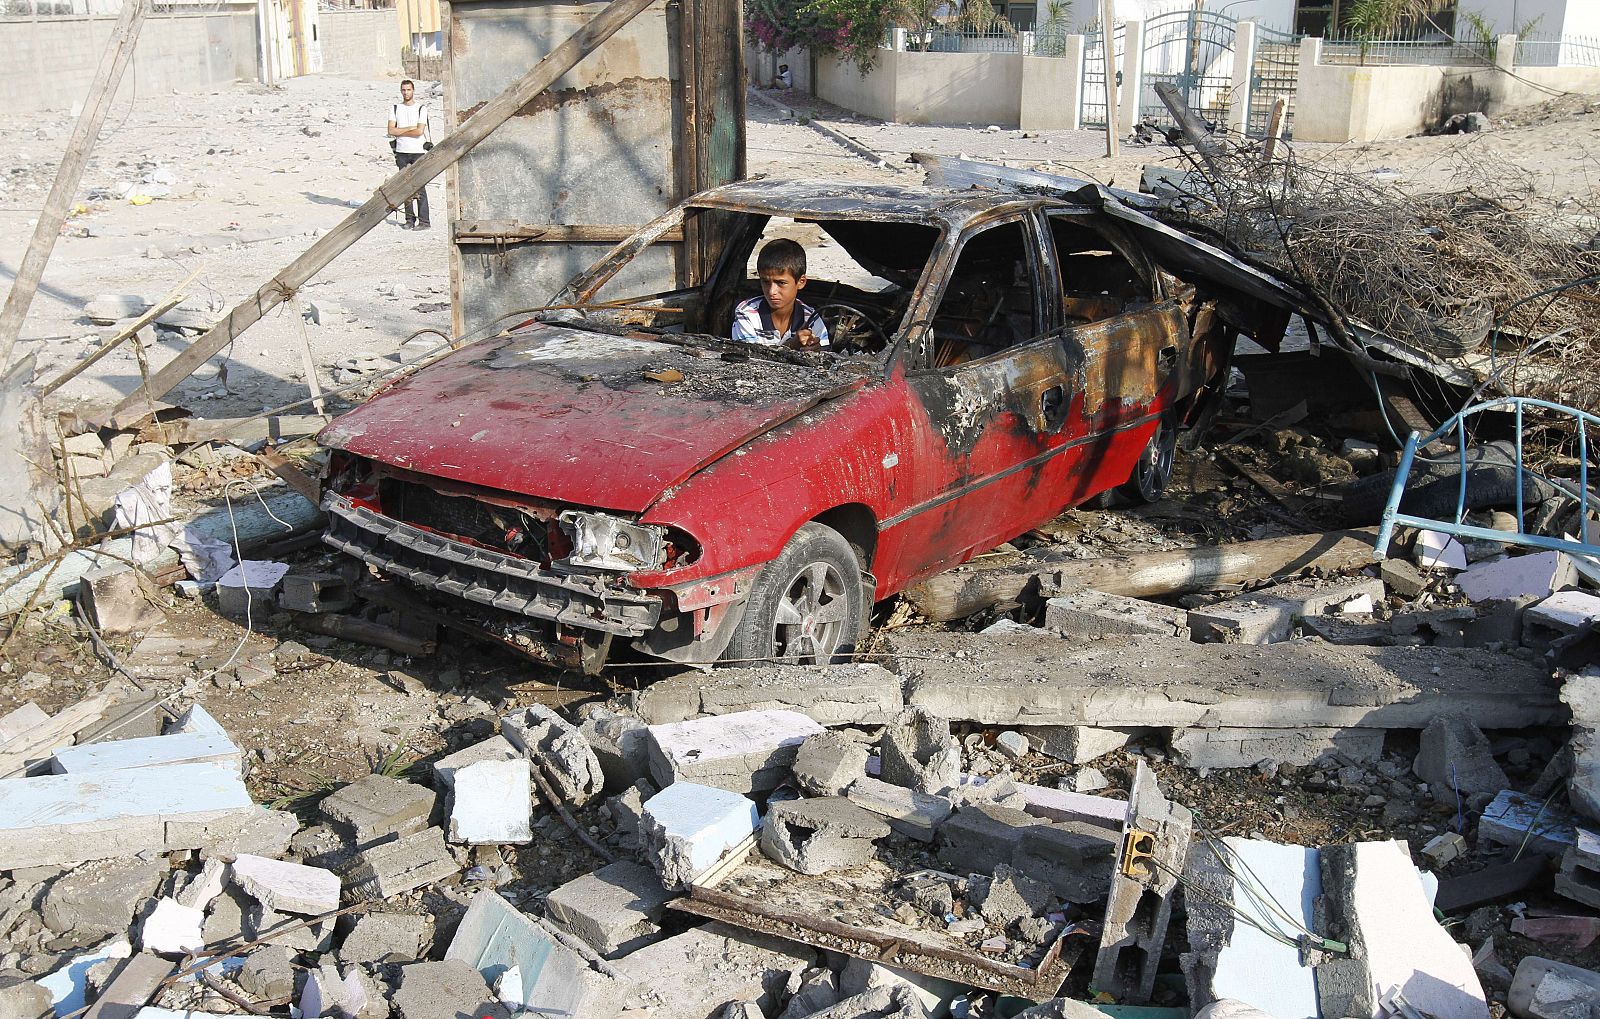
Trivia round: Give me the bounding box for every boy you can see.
[732,238,831,349]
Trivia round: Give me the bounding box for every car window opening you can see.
[930,220,1040,369]
[1048,214,1155,325]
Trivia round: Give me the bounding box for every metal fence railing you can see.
[1515,33,1600,68]
[926,25,1022,53]
[1318,31,1491,66]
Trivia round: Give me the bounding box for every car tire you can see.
[1118,415,1178,504]
[723,522,867,666]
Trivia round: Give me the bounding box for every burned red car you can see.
[318,167,1296,671]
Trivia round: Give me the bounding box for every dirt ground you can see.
[5,70,1600,1007]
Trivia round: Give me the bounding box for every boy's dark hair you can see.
[401,78,415,88]
[756,238,806,280]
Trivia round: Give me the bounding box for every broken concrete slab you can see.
[1413,715,1509,798]
[1013,822,1117,904]
[174,859,227,912]
[838,958,961,1019]
[431,736,519,791]
[319,774,436,848]
[138,899,204,956]
[1524,590,1600,649]
[971,863,1052,929]
[777,967,840,1019]
[1171,726,1384,770]
[238,945,296,1000]
[43,859,165,934]
[251,896,336,951]
[390,960,506,1019]
[1509,957,1600,1019]
[1019,725,1137,765]
[80,953,173,1019]
[501,705,605,807]
[0,761,258,868]
[0,702,50,746]
[936,804,1046,877]
[230,854,340,916]
[0,978,54,1019]
[792,731,871,797]
[79,565,165,636]
[1012,781,1127,832]
[1182,838,1320,1019]
[545,860,673,959]
[449,759,532,846]
[611,922,813,1019]
[1458,551,1576,603]
[760,797,890,876]
[1045,589,1188,639]
[887,630,1560,730]
[640,782,758,890]
[337,911,428,965]
[633,664,904,727]
[49,728,242,776]
[844,778,953,842]
[176,806,298,861]
[646,709,823,794]
[796,986,918,1019]
[879,707,961,795]
[1093,761,1191,1005]
[1380,558,1429,599]
[1318,840,1489,1019]
[579,708,651,793]
[1188,576,1386,644]
[446,890,618,1019]
[346,828,459,902]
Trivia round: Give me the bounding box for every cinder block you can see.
[646,710,823,794]
[640,782,758,890]
[346,828,460,901]
[215,561,291,623]
[278,571,353,614]
[318,774,436,847]
[1045,589,1188,639]
[1555,828,1600,910]
[545,860,673,959]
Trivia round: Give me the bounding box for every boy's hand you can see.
[793,328,819,349]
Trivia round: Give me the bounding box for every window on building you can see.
[1295,0,1457,37]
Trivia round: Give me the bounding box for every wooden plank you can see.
[104,0,659,428]
[0,694,112,779]
[0,0,148,368]
[903,528,1379,622]
[139,414,330,446]
[452,222,685,244]
[37,288,187,399]
[1261,96,1287,164]
[254,447,321,505]
[1100,0,1119,159]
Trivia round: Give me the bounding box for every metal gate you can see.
[1140,9,1238,129]
[1249,25,1301,138]
[1079,23,1124,129]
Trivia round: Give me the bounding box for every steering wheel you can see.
[815,302,890,354]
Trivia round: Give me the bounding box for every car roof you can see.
[688,178,1055,228]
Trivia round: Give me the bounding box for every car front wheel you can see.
[1118,414,1177,503]
[724,522,867,666]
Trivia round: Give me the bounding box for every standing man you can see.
[387,80,431,230]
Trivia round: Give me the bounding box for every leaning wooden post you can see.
[0,0,148,370]
[1099,0,1118,157]
[105,0,657,429]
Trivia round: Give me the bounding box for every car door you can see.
[884,211,1087,580]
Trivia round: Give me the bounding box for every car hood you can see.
[319,325,867,513]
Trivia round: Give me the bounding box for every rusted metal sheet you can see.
[443,0,744,338]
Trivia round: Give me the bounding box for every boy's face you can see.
[760,268,805,315]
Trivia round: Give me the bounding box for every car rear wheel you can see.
[724,522,867,666]
[1118,415,1177,504]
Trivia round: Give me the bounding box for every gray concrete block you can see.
[545,860,672,959]
[792,731,870,796]
[79,565,165,636]
[1013,822,1117,904]
[346,828,459,902]
[1555,829,1600,911]
[248,901,335,952]
[230,854,340,915]
[761,797,890,876]
[1413,715,1508,798]
[844,778,953,843]
[338,911,429,965]
[391,960,506,1019]
[607,779,654,841]
[278,571,353,614]
[936,804,1046,876]
[646,709,823,794]
[502,705,605,808]
[971,863,1053,928]
[1380,558,1428,599]
[239,945,296,1000]
[319,774,436,847]
[42,858,165,934]
[634,665,905,727]
[580,708,651,793]
[880,707,960,795]
[1021,725,1138,765]
[1171,726,1384,770]
[1045,589,1188,639]
[611,923,814,1019]
[0,978,53,1019]
[1188,576,1385,644]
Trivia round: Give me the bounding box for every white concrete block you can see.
[50,731,241,775]
[640,782,759,889]
[646,709,823,793]
[141,897,205,955]
[230,855,340,916]
[176,859,229,910]
[1527,590,1600,635]
[432,735,519,791]
[1458,551,1576,603]
[1016,781,1128,832]
[1416,530,1468,571]
[0,762,255,869]
[1346,840,1489,1019]
[166,704,226,737]
[449,759,532,845]
[1210,839,1320,1019]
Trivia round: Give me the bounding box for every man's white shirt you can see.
[392,102,428,154]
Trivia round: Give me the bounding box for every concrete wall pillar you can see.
[1229,19,1256,135]
[1495,33,1518,71]
[1066,34,1086,131]
[1119,19,1144,136]
[892,27,908,52]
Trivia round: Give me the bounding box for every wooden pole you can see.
[902,528,1379,622]
[1099,0,1118,158]
[0,0,148,370]
[1261,96,1287,164]
[104,0,657,429]
[1154,80,1228,182]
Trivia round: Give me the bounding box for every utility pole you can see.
[1100,0,1118,157]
